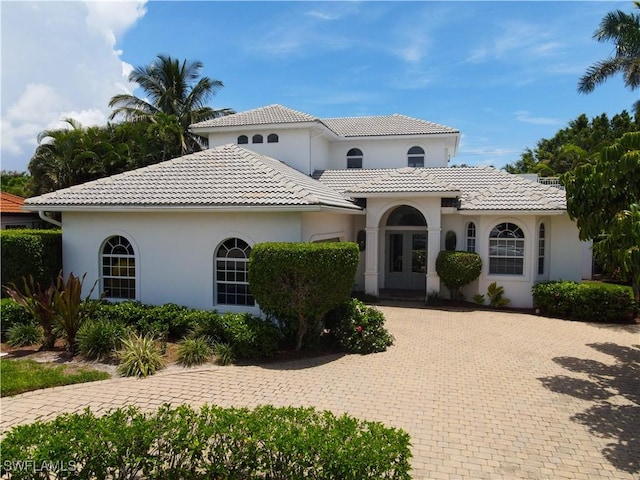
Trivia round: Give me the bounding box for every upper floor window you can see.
[237,135,248,145]
[489,222,525,275]
[538,223,546,275]
[408,146,425,167]
[215,238,254,306]
[347,148,363,169]
[252,134,263,144]
[267,133,279,143]
[101,235,136,299]
[466,222,476,252]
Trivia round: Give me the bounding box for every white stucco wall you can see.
[324,136,455,170]
[547,214,585,283]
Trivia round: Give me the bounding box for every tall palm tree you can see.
[109,55,233,154]
[578,2,640,114]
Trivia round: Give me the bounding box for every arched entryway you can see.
[384,205,427,290]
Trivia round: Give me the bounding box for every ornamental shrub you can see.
[326,298,394,354]
[176,337,211,367]
[77,319,131,361]
[249,242,359,351]
[435,251,482,300]
[117,333,165,378]
[0,298,36,341]
[6,324,42,347]
[532,281,636,322]
[0,229,62,295]
[1,404,413,479]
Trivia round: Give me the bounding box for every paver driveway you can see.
[2,306,639,479]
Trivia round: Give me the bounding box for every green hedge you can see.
[1,229,62,294]
[532,281,636,323]
[1,404,412,479]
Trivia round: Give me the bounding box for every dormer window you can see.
[237,135,248,145]
[252,134,263,144]
[347,148,363,169]
[267,133,279,143]
[408,146,425,167]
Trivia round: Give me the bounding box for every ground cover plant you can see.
[0,359,109,397]
[0,404,412,479]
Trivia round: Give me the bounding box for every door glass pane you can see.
[390,234,403,273]
[412,234,427,273]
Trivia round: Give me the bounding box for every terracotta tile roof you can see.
[190,104,459,137]
[24,144,360,211]
[314,167,567,211]
[1,192,26,213]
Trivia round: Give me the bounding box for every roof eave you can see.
[23,204,362,214]
[457,209,566,215]
[189,121,317,134]
[346,190,460,198]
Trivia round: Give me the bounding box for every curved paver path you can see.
[2,306,639,479]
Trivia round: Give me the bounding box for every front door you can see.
[386,231,427,290]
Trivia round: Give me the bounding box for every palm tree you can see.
[108,54,233,154]
[578,2,640,114]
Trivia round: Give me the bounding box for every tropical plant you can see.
[486,282,510,308]
[77,319,131,361]
[473,293,486,305]
[52,272,101,354]
[435,251,482,300]
[6,324,43,347]
[108,54,233,154]
[176,337,211,367]
[578,2,640,113]
[212,342,236,366]
[4,275,57,350]
[117,333,165,378]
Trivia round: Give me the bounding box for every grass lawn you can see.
[1,358,110,397]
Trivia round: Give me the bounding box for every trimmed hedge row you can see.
[1,229,62,296]
[1,404,412,480]
[532,281,636,323]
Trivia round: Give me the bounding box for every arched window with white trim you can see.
[538,223,546,275]
[466,222,476,252]
[489,222,525,275]
[215,238,254,306]
[267,133,279,143]
[407,146,425,167]
[101,235,136,299]
[252,134,263,144]
[347,148,363,169]
[237,135,248,144]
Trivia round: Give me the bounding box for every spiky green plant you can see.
[6,324,43,347]
[212,342,235,366]
[176,337,211,367]
[117,333,165,378]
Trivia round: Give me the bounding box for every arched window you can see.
[407,146,425,167]
[215,238,254,306]
[252,134,263,144]
[101,235,136,299]
[538,223,546,275]
[347,148,363,169]
[466,222,476,252]
[489,222,525,275]
[386,205,426,226]
[267,133,279,143]
[445,231,457,251]
[237,135,248,144]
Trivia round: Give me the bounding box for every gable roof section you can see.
[1,192,26,213]
[314,167,567,211]
[320,114,459,137]
[24,144,360,211]
[190,104,317,129]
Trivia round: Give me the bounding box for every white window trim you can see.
[100,234,139,301]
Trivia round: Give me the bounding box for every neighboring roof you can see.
[1,192,26,214]
[190,104,317,129]
[314,167,567,211]
[24,144,360,211]
[320,114,459,137]
[190,104,459,137]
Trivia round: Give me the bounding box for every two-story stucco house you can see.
[24,104,591,310]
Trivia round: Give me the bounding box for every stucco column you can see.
[364,227,379,296]
[426,227,441,295]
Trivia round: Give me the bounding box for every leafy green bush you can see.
[77,319,131,361]
[435,251,482,300]
[326,299,394,354]
[6,324,42,347]
[0,404,412,479]
[532,281,636,322]
[249,242,359,350]
[0,298,36,341]
[176,337,211,367]
[0,229,62,294]
[117,333,165,378]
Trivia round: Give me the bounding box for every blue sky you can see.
[2,1,636,172]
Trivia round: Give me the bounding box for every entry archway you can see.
[384,205,427,290]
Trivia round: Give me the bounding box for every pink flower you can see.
[356,325,363,333]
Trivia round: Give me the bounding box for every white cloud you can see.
[515,110,563,126]
[0,1,147,171]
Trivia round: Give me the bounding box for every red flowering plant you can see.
[325,299,394,354]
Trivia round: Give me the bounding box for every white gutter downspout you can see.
[39,210,62,227]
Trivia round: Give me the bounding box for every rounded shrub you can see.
[176,337,211,367]
[0,298,37,341]
[77,319,131,361]
[326,298,394,354]
[6,324,43,347]
[435,250,482,300]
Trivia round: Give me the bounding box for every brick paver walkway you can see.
[2,306,638,479]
